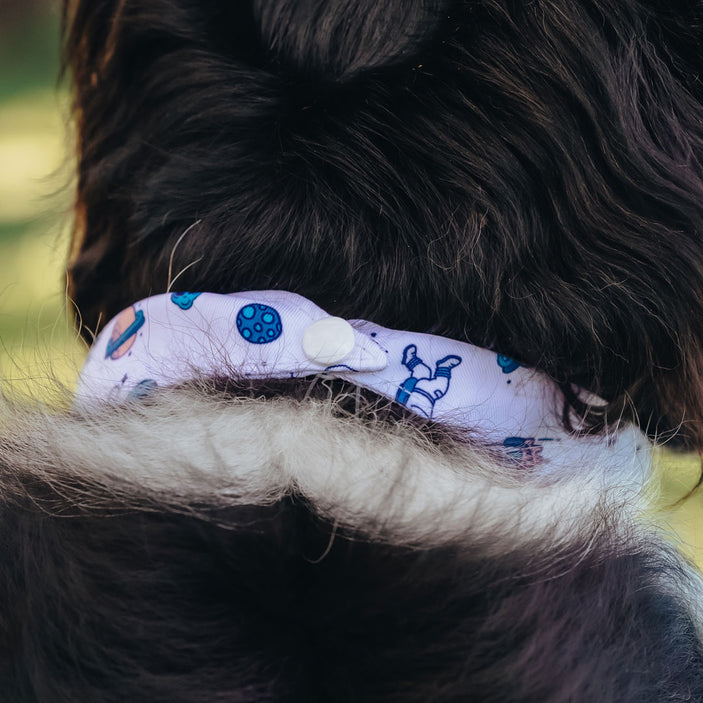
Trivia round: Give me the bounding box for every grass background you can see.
[1,4,702,568]
[0,5,85,395]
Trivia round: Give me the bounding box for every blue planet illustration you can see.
[128,379,158,400]
[497,354,523,374]
[236,304,283,344]
[170,292,202,310]
[105,307,145,360]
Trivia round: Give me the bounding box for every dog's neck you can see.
[76,290,651,474]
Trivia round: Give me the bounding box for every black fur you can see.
[1,464,702,702]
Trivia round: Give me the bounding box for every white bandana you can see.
[76,290,651,474]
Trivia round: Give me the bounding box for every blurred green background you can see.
[0,0,84,397]
[1,1,702,569]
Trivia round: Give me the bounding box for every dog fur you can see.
[63,0,703,447]
[2,0,703,699]
[1,385,703,700]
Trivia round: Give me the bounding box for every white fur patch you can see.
[0,387,653,549]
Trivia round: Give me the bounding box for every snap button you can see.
[303,317,356,366]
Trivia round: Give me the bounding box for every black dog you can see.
[1,0,703,700]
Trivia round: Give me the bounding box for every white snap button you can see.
[302,317,356,366]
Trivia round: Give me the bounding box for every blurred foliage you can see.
[0,3,85,396]
[0,1,62,100]
[653,449,703,569]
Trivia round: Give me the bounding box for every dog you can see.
[2,0,703,699]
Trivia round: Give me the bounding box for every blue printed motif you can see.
[503,436,553,467]
[105,309,145,360]
[170,292,202,310]
[236,304,283,344]
[128,379,158,400]
[323,364,359,373]
[395,344,462,419]
[497,354,523,374]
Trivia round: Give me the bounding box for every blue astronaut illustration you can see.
[395,344,462,418]
[502,436,556,468]
[503,436,544,467]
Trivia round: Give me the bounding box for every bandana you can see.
[76,290,651,474]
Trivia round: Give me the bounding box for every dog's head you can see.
[63,0,703,448]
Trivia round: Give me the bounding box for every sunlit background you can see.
[1,0,702,568]
[0,0,84,397]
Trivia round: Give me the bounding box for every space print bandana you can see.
[76,290,651,474]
